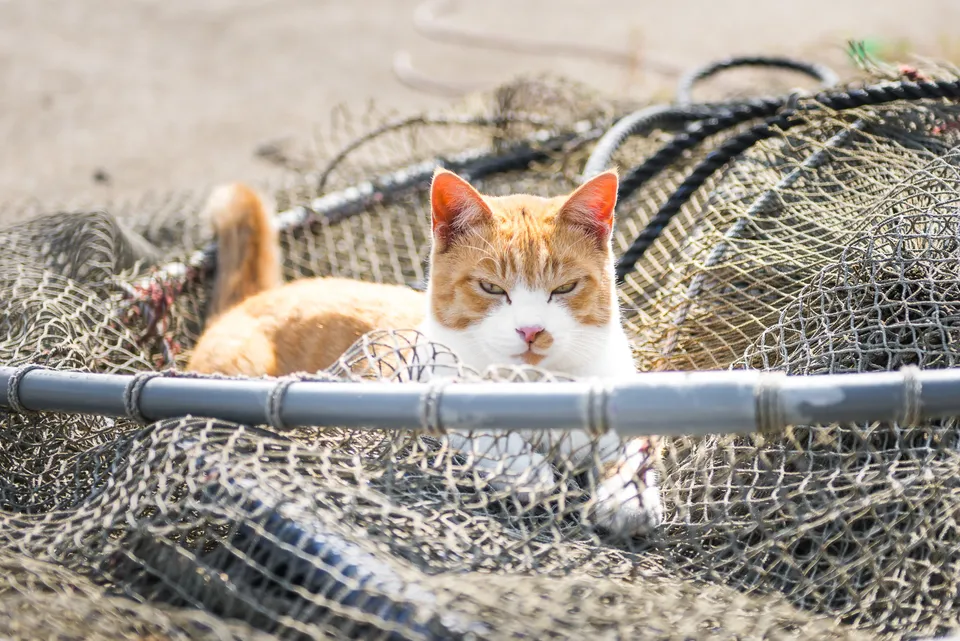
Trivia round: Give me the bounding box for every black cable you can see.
[314,112,559,193]
[675,55,840,106]
[615,79,960,283]
[615,110,799,283]
[582,104,724,179]
[583,57,839,183]
[615,97,786,202]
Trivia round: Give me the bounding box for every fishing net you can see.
[3,64,960,639]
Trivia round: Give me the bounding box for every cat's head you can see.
[425,168,623,374]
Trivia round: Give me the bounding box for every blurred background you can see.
[1,0,957,204]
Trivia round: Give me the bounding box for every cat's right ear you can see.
[430,168,493,252]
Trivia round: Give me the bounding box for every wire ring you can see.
[899,365,923,427]
[266,377,299,431]
[755,371,788,436]
[419,378,450,435]
[5,364,48,414]
[123,371,165,424]
[587,378,612,437]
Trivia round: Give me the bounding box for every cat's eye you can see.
[551,281,578,296]
[479,280,507,296]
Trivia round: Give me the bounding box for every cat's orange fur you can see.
[186,169,664,536]
[427,183,615,351]
[188,171,616,376]
[204,184,283,322]
[188,185,424,376]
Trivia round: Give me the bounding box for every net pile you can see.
[2,67,960,639]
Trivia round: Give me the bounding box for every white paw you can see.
[589,469,664,537]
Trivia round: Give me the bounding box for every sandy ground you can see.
[0,0,958,206]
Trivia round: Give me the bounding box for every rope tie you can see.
[899,365,923,427]
[266,376,299,431]
[586,378,611,437]
[755,371,788,436]
[123,371,165,424]
[419,378,450,435]
[265,371,341,430]
[5,364,48,414]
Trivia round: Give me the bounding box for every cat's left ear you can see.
[430,167,493,252]
[558,170,618,244]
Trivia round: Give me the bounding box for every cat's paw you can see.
[589,469,664,537]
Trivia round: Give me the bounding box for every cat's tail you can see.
[203,183,282,320]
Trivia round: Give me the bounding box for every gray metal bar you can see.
[6,369,131,417]
[437,383,592,432]
[780,371,903,426]
[142,378,279,426]
[282,383,428,430]
[3,366,960,436]
[607,371,761,435]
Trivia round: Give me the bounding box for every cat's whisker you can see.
[472,233,500,256]
[454,241,497,261]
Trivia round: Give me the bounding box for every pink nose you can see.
[516,325,544,344]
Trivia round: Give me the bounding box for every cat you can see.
[187,169,663,536]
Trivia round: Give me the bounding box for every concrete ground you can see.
[0,0,957,206]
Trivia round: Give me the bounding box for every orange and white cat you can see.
[187,169,663,536]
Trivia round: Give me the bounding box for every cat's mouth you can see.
[514,349,546,366]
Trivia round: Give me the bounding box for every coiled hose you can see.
[613,78,960,283]
[674,55,840,105]
[583,55,840,182]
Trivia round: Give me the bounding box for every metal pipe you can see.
[2,366,958,437]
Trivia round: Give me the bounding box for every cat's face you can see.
[427,169,620,373]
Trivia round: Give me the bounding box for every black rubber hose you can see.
[615,97,786,202]
[614,79,960,282]
[582,104,725,179]
[615,110,800,283]
[583,57,839,182]
[675,55,840,106]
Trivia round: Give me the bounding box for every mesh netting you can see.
[3,70,960,639]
